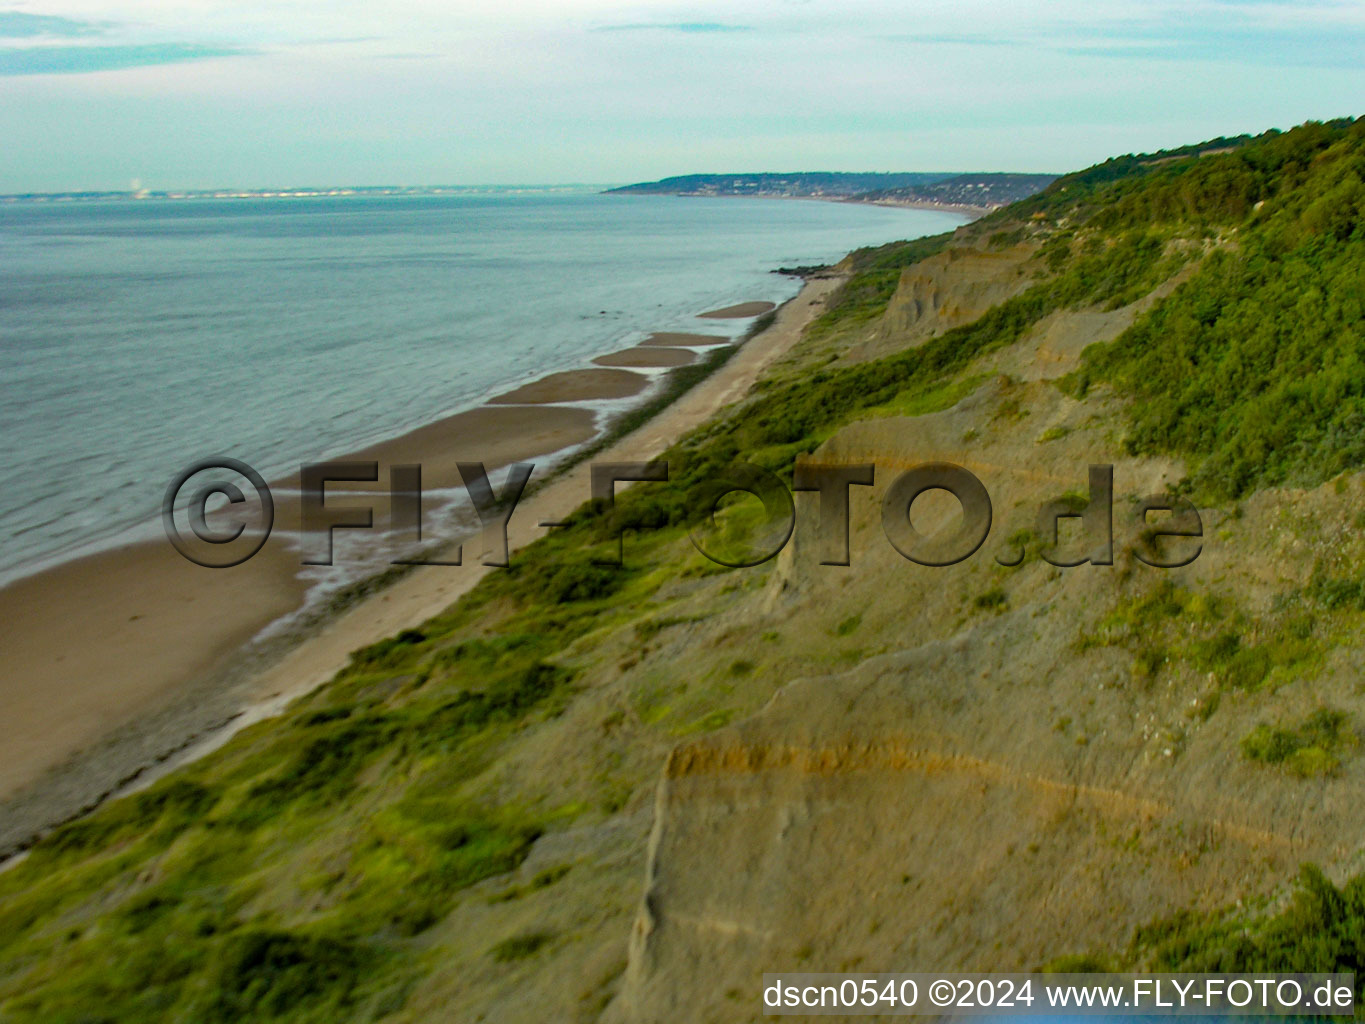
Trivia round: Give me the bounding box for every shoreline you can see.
[606,190,992,221]
[846,197,993,218]
[0,280,834,858]
[0,402,602,857]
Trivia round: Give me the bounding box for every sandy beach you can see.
[0,403,598,850]
[487,368,647,405]
[592,346,696,368]
[697,300,776,318]
[0,277,840,854]
[854,197,993,218]
[334,404,597,491]
[0,537,307,803]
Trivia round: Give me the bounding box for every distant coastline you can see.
[0,184,611,204]
[0,171,1055,213]
[605,170,1058,218]
[845,196,994,218]
[608,188,995,220]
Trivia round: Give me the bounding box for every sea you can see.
[0,188,963,587]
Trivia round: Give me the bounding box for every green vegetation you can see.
[203,930,372,1022]
[2,155,1216,1018]
[834,614,862,636]
[862,372,988,420]
[627,221,1187,538]
[489,931,554,962]
[1052,864,1365,1002]
[1079,581,1319,689]
[1000,129,1264,227]
[1241,708,1357,777]
[973,587,1009,612]
[1066,117,1365,498]
[1305,570,1365,612]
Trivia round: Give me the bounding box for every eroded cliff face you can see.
[597,245,1365,1022]
[609,565,1359,1024]
[848,244,1037,363]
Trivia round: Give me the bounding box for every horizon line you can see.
[0,170,1064,203]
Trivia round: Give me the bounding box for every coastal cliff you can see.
[4,117,1365,1022]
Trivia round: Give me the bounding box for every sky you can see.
[0,0,1362,192]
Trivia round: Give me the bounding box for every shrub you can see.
[493,554,631,608]
[974,588,1008,611]
[489,931,553,962]
[1071,120,1365,500]
[1129,863,1365,985]
[835,614,862,636]
[349,629,427,669]
[203,929,370,1022]
[242,715,396,812]
[1241,708,1356,776]
[31,779,217,862]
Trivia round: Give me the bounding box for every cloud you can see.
[0,10,108,38]
[1056,22,1365,68]
[593,22,752,33]
[0,7,252,77]
[876,9,1365,70]
[0,43,249,76]
[879,33,1016,47]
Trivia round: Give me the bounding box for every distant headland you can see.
[604,171,1059,214]
[0,175,1060,215]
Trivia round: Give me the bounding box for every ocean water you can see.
[0,189,963,585]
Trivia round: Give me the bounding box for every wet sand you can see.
[487,368,647,405]
[697,300,776,318]
[593,347,696,368]
[336,404,596,490]
[0,537,306,802]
